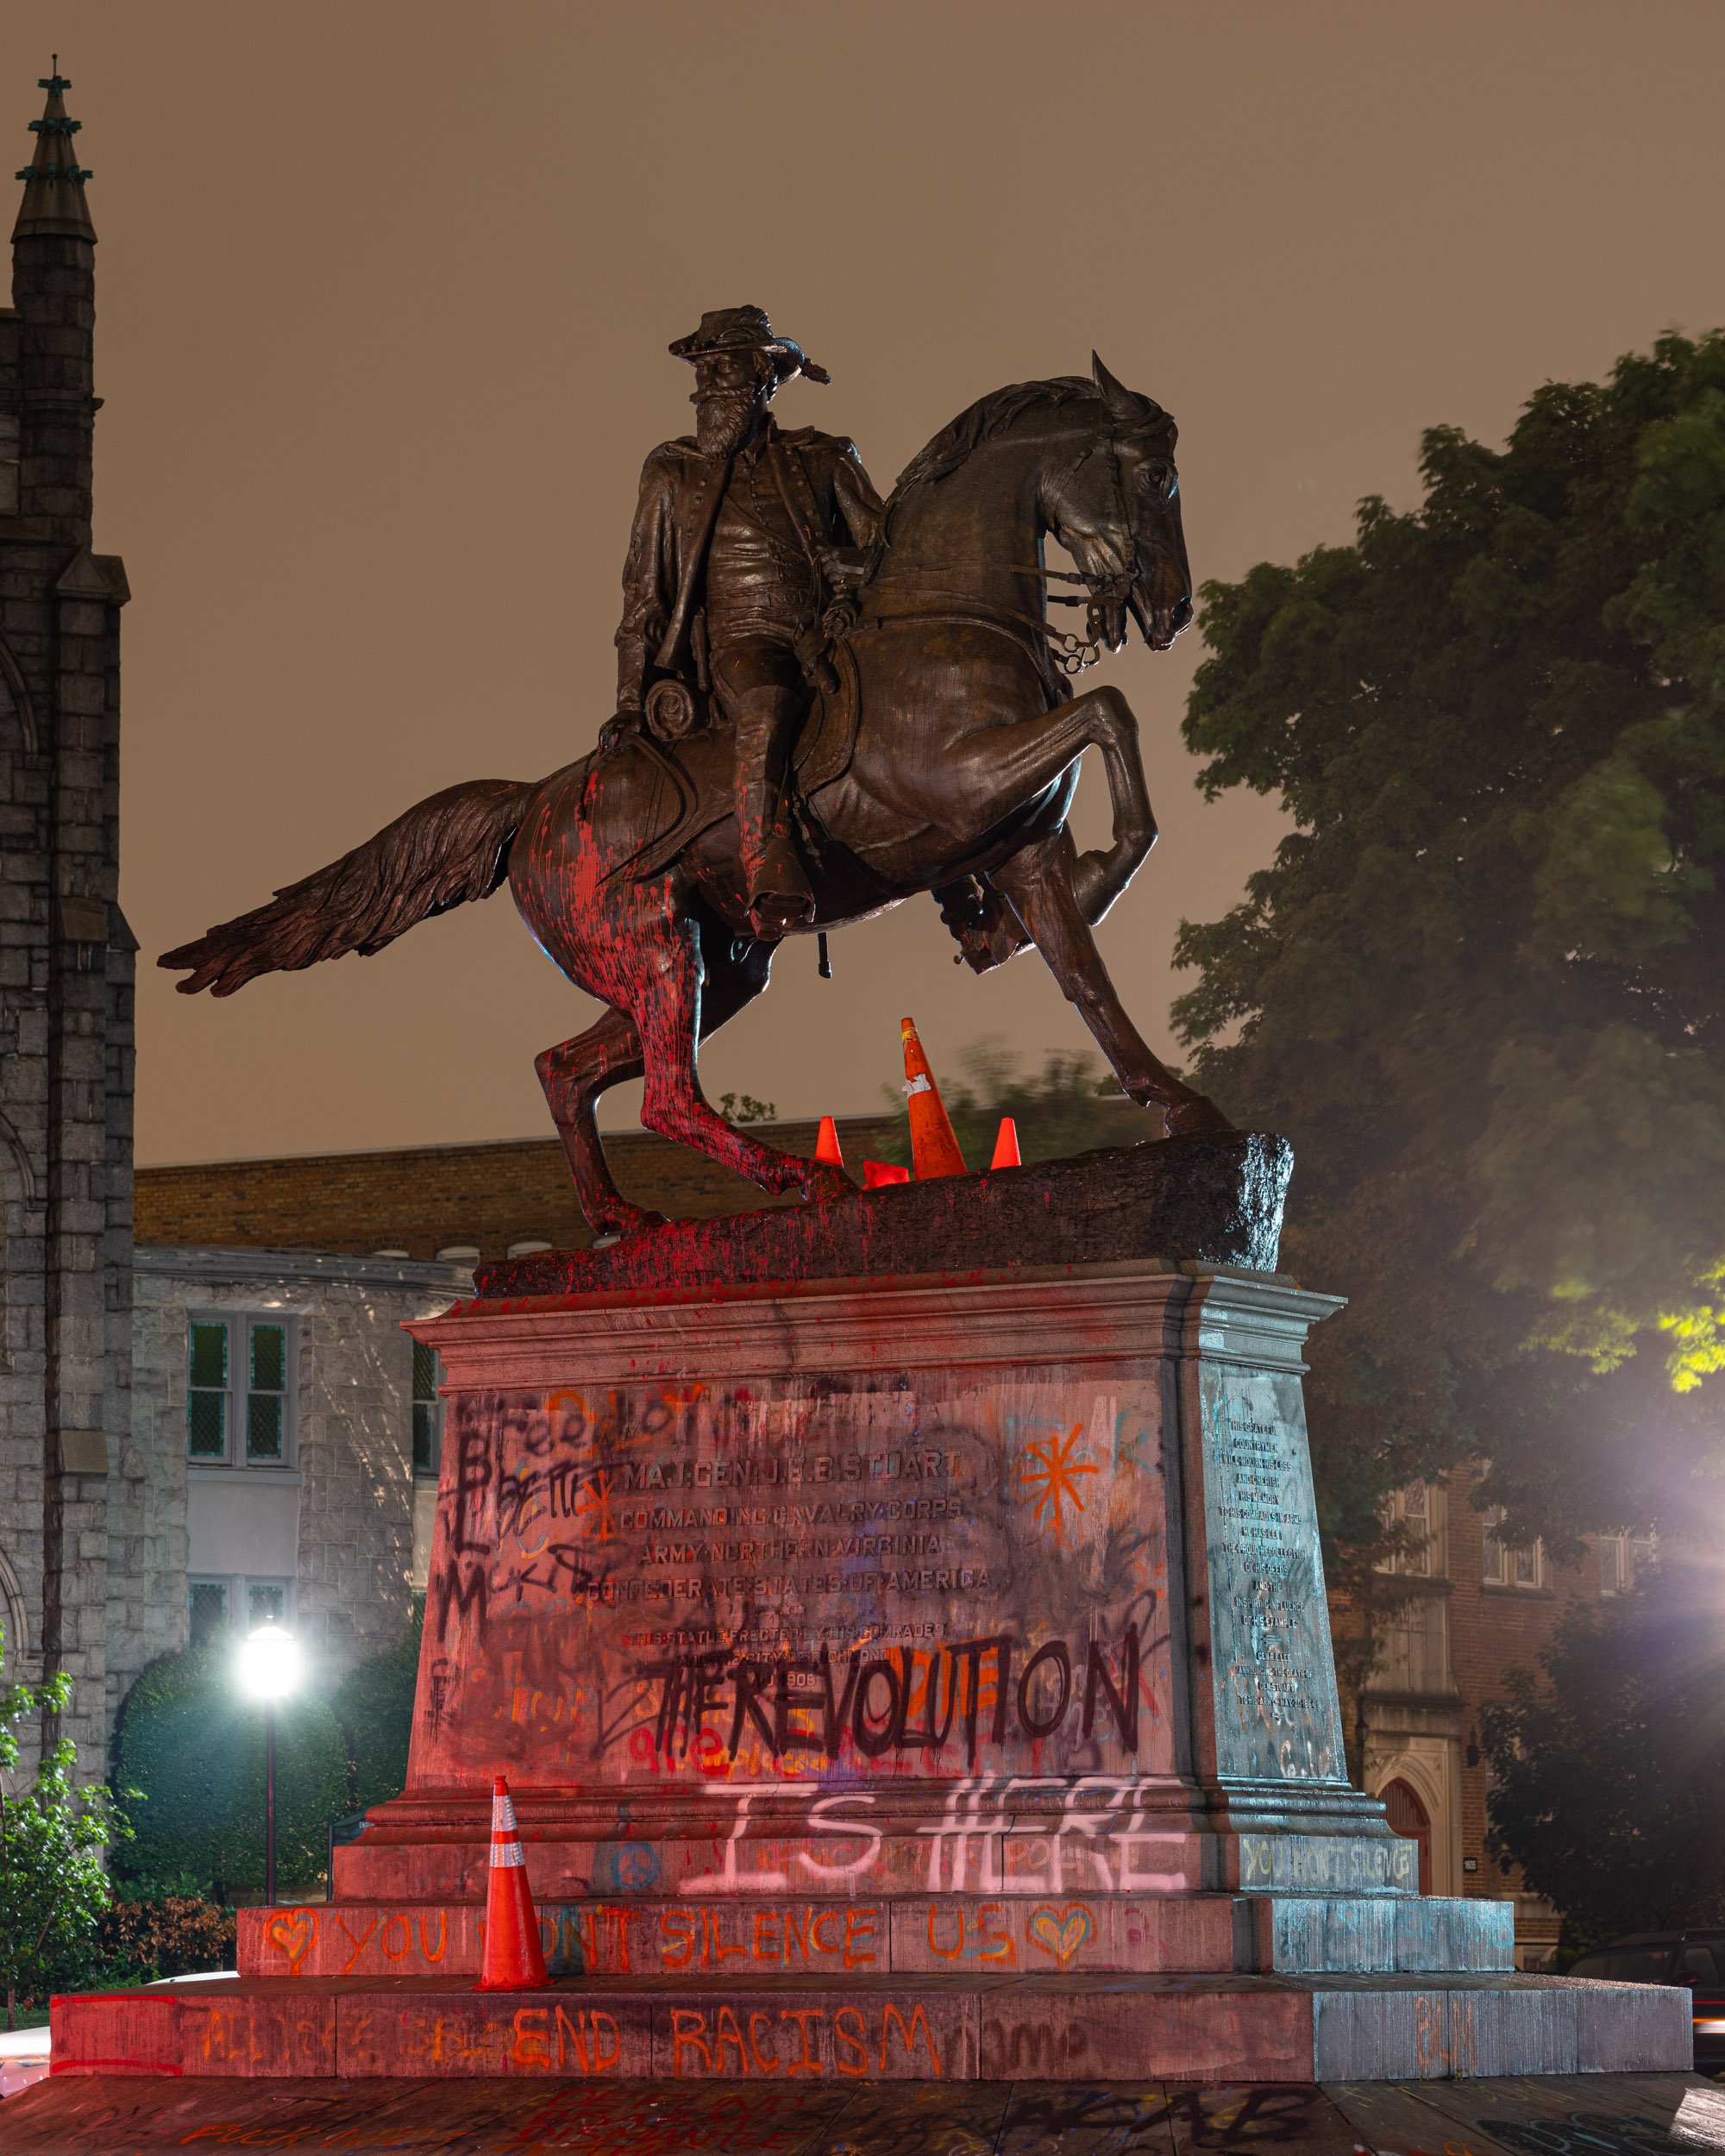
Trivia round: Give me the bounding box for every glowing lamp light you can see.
[237,1623,301,1702]
[238,1624,301,1908]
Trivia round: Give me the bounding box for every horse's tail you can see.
[160,775,543,997]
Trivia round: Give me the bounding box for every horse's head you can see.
[1042,354,1192,654]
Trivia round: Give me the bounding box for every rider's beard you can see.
[695,390,761,460]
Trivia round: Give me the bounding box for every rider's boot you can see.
[934,875,1028,974]
[735,692,815,938]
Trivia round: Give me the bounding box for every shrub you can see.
[332,1606,423,1815]
[1,1629,129,2027]
[115,1645,348,1894]
[98,1898,235,1984]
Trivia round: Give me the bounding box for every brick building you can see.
[0,71,136,1779]
[1353,1466,1647,1967]
[133,1115,905,1264]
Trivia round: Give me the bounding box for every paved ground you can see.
[2,2070,1718,2153]
[0,2022,50,2100]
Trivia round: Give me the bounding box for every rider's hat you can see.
[668,305,831,386]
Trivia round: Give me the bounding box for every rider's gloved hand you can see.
[598,705,644,755]
[820,547,869,591]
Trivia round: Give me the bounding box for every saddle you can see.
[601,635,864,887]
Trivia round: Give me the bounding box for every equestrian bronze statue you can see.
[163,316,1233,1238]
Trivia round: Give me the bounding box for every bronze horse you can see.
[164,355,1231,1237]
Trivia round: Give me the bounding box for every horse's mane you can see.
[888,376,1101,511]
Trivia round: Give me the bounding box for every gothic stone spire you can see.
[14,60,95,243]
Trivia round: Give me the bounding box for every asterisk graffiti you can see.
[1017,1421,1100,1547]
[573,1469,618,1543]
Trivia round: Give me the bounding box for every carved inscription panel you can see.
[1197,1364,1346,1784]
[412,1370,1173,1791]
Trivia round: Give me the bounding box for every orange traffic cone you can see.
[815,1115,844,1167]
[989,1117,1022,1169]
[864,1160,911,1188]
[476,1775,549,1990]
[901,1018,967,1180]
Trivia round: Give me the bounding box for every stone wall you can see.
[132,1249,470,1688]
[0,84,134,1784]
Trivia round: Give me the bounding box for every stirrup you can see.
[749,884,816,937]
[746,837,815,937]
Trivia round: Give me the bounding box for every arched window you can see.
[1380,1776,1432,1894]
[0,1547,28,1679]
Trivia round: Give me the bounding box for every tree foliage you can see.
[115,1644,347,1895]
[331,1605,422,1816]
[1482,1563,1725,1941]
[0,1632,129,2028]
[1174,330,1725,1553]
[873,1040,1141,1171]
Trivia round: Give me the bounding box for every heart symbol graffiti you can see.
[1027,1903,1093,1967]
[266,1908,316,1973]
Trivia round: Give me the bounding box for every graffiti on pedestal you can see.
[413,1373,1174,1789]
[253,1890,1208,1981]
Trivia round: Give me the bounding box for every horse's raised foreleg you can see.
[927,681,1157,910]
[990,828,1233,1138]
[919,681,1157,969]
[631,918,853,1204]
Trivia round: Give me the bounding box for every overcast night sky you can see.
[13,1,1722,1164]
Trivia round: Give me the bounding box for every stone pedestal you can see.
[350,1262,1427,1918]
[49,1165,1690,2085]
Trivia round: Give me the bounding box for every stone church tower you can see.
[0,66,135,1779]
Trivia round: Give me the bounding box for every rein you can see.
[863,596,1101,682]
[879,559,1095,602]
[867,565,1120,675]
[867,426,1148,678]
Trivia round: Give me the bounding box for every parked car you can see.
[1565,1932,1725,2069]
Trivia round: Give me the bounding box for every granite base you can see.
[46,1250,1689,2090]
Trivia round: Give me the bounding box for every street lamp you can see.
[237,1623,302,1909]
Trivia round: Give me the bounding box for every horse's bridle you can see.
[862,593,1101,690]
[869,423,1166,676]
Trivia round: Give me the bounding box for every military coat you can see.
[614,419,883,709]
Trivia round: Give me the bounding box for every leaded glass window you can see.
[1483,1508,1545,1589]
[412,1341,444,1477]
[187,1322,229,1458]
[248,1322,287,1461]
[185,1314,295,1467]
[188,1579,227,1641]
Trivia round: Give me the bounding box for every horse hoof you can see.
[587,1206,666,1244]
[957,916,1026,975]
[1163,1094,1237,1138]
[799,1163,856,1206]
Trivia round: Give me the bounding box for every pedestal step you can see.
[336,1822,1421,1904]
[49,1969,1689,2085]
[240,1892,1514,1983]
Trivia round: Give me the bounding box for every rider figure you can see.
[614,306,884,937]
